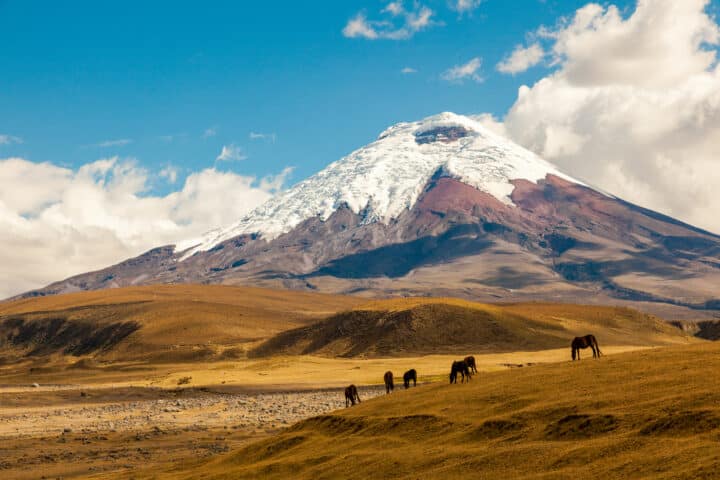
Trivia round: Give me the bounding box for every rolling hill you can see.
[143,342,720,480]
[250,298,692,358]
[0,285,364,363]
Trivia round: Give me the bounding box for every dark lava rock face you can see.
[415,126,471,144]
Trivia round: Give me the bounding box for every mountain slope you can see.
[17,113,720,319]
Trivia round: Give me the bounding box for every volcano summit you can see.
[21,113,720,319]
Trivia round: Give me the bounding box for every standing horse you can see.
[571,334,602,361]
[403,369,417,389]
[383,371,394,394]
[464,355,477,374]
[449,360,471,384]
[344,384,361,407]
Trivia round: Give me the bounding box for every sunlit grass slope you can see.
[252,299,692,357]
[0,285,364,362]
[154,342,720,480]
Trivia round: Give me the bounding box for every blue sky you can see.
[4,0,720,297]
[0,0,636,193]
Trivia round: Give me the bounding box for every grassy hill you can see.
[0,285,364,363]
[146,342,720,480]
[251,298,691,357]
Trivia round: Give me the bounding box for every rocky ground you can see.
[1,385,386,438]
[0,384,386,479]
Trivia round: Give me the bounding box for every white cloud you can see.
[0,134,22,145]
[202,127,217,139]
[494,0,720,234]
[95,139,133,148]
[0,156,289,298]
[216,144,246,162]
[401,67,418,74]
[383,1,404,16]
[450,0,482,14]
[497,43,544,74]
[343,2,436,40]
[159,164,179,183]
[442,57,483,83]
[249,132,277,143]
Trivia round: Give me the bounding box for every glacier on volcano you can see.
[176,112,585,258]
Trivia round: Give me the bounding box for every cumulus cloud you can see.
[343,2,436,40]
[401,67,418,74]
[0,134,22,145]
[442,57,483,83]
[0,156,289,298]
[496,0,720,234]
[216,144,246,162]
[202,127,217,139]
[497,43,544,74]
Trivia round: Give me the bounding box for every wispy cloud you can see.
[159,164,179,183]
[442,57,483,83]
[216,144,246,162]
[249,132,277,143]
[401,67,418,74]
[343,2,437,40]
[497,43,544,74]
[202,127,217,139]
[0,134,23,145]
[95,139,133,148]
[450,0,483,14]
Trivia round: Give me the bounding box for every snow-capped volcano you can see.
[178,112,584,257]
[19,112,720,320]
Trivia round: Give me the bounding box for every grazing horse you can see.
[464,355,477,374]
[344,384,361,407]
[449,360,471,384]
[383,371,394,394]
[571,334,602,361]
[403,369,417,389]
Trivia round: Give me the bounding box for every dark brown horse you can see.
[383,371,394,394]
[344,384,361,407]
[571,334,602,361]
[403,369,417,389]
[449,360,471,384]
[464,355,477,374]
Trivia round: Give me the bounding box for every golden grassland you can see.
[134,342,720,480]
[0,285,365,363]
[0,285,713,479]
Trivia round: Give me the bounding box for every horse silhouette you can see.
[449,360,471,384]
[464,355,477,374]
[344,384,361,407]
[403,369,417,389]
[383,371,394,394]
[571,334,602,361]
